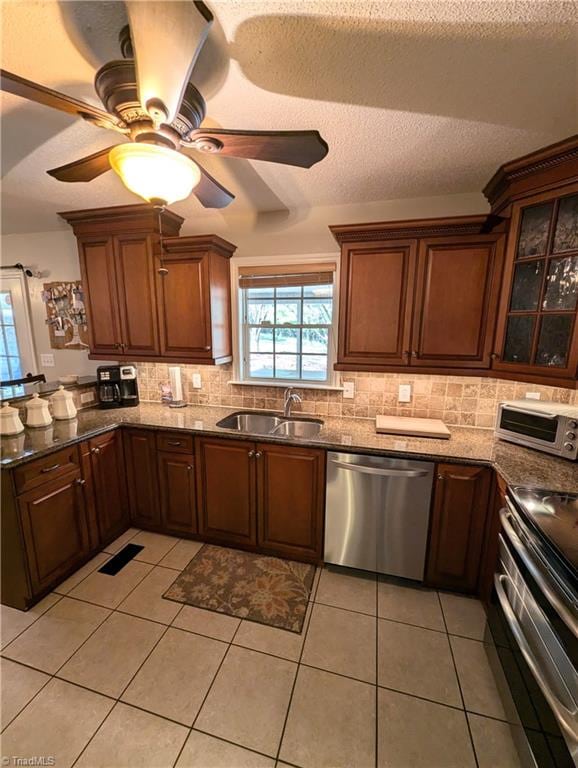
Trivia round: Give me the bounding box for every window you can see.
[0,270,37,384]
[239,265,335,385]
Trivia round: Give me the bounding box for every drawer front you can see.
[156,432,194,454]
[14,446,80,495]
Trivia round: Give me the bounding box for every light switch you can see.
[80,392,95,404]
[342,381,355,399]
[40,353,55,367]
[398,384,412,403]
[192,373,202,389]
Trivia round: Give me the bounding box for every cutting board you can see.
[375,415,451,439]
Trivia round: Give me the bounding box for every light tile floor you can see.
[0,529,524,768]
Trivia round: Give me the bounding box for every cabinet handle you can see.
[158,268,169,276]
[248,450,255,458]
[255,451,262,459]
[167,441,182,446]
[41,463,61,473]
[76,478,86,486]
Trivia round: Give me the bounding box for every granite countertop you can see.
[0,375,96,404]
[1,402,576,491]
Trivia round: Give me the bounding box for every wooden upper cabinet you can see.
[331,216,506,374]
[60,206,236,365]
[77,236,122,356]
[492,184,578,385]
[158,236,235,363]
[412,234,504,368]
[336,240,417,368]
[114,233,160,357]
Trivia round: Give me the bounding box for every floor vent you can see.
[98,543,144,575]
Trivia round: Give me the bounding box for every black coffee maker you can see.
[97,365,139,408]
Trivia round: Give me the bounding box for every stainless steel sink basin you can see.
[216,411,323,438]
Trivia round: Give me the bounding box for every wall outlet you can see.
[525,392,541,400]
[40,353,55,367]
[342,381,355,399]
[192,373,202,389]
[80,392,95,404]
[398,384,412,403]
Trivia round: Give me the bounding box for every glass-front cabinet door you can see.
[494,183,578,383]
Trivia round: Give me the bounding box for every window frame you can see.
[0,268,37,383]
[230,255,342,390]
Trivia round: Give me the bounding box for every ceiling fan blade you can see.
[0,70,125,132]
[47,147,115,182]
[126,1,213,124]
[188,129,329,168]
[183,155,234,208]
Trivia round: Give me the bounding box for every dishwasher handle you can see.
[330,459,430,478]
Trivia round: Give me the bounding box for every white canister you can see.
[0,402,25,435]
[50,386,78,420]
[25,393,53,428]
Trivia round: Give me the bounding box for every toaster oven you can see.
[496,401,578,460]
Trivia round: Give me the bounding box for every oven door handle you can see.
[494,573,578,744]
[499,506,578,637]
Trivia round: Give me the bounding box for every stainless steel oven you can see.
[496,401,578,460]
[487,488,578,767]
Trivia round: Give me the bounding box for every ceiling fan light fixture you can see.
[109,143,201,205]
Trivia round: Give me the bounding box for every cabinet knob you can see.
[411,350,417,357]
[255,451,262,459]
[158,268,169,276]
[490,353,500,360]
[76,478,86,486]
[248,450,255,458]
[402,350,409,359]
[187,465,193,471]
[91,446,100,454]
[437,474,444,481]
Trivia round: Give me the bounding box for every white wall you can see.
[1,230,104,379]
[0,189,489,378]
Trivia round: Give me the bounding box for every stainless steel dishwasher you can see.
[324,452,434,580]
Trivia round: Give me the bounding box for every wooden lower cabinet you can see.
[89,430,129,545]
[158,450,197,535]
[123,429,160,528]
[18,469,90,595]
[257,443,325,562]
[195,436,325,561]
[425,463,491,593]
[195,437,257,547]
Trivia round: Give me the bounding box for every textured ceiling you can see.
[1,0,577,233]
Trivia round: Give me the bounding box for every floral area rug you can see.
[163,544,315,633]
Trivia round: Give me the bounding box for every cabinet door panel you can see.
[257,444,324,562]
[195,437,256,546]
[124,429,160,528]
[90,431,129,544]
[78,237,121,355]
[412,236,503,368]
[338,241,416,367]
[18,471,90,594]
[156,252,212,358]
[426,464,491,593]
[114,234,160,356]
[158,451,197,535]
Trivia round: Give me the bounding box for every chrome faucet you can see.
[283,387,302,417]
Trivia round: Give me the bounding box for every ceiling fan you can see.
[0,1,329,209]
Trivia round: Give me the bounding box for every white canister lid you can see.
[26,393,48,409]
[51,385,74,402]
[1,401,19,415]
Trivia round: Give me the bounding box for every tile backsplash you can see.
[136,364,576,430]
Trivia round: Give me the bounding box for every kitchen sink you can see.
[216,411,323,438]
